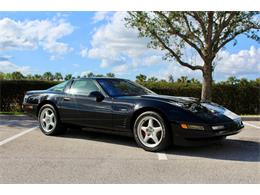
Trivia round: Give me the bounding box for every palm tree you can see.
[11,71,25,80]
[136,74,147,83]
[106,73,115,78]
[190,78,201,84]
[54,72,63,81]
[87,72,95,78]
[34,74,42,80]
[177,76,188,83]
[43,72,54,81]
[147,76,158,82]
[65,74,72,80]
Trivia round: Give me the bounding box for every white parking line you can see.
[0,126,38,146]
[157,152,168,160]
[244,122,260,129]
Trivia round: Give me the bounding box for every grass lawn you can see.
[0,112,24,115]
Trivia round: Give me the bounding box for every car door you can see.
[59,79,113,129]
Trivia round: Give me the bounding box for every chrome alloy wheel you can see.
[40,108,56,133]
[137,116,165,148]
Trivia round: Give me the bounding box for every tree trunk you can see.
[201,63,213,101]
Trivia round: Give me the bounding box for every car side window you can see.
[49,81,68,92]
[69,80,100,96]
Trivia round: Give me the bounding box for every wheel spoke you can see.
[45,111,49,117]
[143,135,150,143]
[46,123,50,130]
[151,134,159,143]
[141,126,147,132]
[49,122,55,128]
[49,113,54,118]
[148,119,153,127]
[154,127,162,134]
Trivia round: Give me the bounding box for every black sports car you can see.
[22,78,243,151]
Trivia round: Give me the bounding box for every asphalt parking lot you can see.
[0,115,259,183]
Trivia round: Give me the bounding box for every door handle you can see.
[63,97,71,101]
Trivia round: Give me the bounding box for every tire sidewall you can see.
[133,111,170,152]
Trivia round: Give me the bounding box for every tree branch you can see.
[212,12,236,44]
[189,12,207,40]
[215,27,253,52]
[150,29,203,71]
[155,11,205,61]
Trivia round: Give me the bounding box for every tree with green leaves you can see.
[226,76,240,85]
[106,72,115,78]
[177,76,189,83]
[126,11,260,100]
[87,72,95,78]
[43,72,54,81]
[11,71,25,80]
[147,76,158,82]
[190,78,201,85]
[26,74,33,80]
[65,74,72,81]
[34,74,42,80]
[54,72,63,81]
[136,74,147,83]
[95,74,105,77]
[0,72,4,80]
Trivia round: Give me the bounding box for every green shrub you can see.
[0,80,59,112]
[141,81,259,115]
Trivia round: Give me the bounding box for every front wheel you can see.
[38,104,66,135]
[133,111,171,152]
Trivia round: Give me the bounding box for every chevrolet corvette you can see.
[22,78,243,151]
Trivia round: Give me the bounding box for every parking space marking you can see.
[157,152,168,160]
[244,122,260,129]
[0,126,38,146]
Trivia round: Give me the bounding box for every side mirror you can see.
[89,91,105,102]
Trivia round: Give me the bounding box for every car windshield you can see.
[97,79,156,97]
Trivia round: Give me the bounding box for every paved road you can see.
[0,115,259,183]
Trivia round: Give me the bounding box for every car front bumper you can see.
[22,103,38,118]
[171,119,244,146]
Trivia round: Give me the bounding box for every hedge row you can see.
[142,82,260,115]
[0,80,59,112]
[0,80,259,114]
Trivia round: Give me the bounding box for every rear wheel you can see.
[133,111,171,152]
[38,104,66,135]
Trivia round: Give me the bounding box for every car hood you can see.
[26,90,47,95]
[141,94,200,105]
[141,94,240,122]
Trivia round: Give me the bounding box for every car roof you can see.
[73,77,126,81]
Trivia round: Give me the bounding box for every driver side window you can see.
[69,80,100,96]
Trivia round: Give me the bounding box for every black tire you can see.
[133,111,171,152]
[38,104,67,135]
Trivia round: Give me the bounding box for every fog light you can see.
[212,125,225,130]
[180,123,204,130]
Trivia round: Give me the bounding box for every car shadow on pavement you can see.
[60,128,137,147]
[60,128,260,162]
[166,139,260,162]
